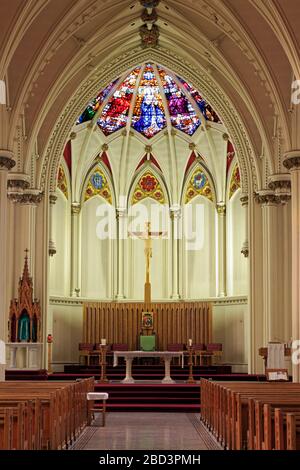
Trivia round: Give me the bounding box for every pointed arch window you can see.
[76,63,221,139]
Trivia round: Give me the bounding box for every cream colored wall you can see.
[48,302,83,371]
[183,196,217,298]
[49,191,70,297]
[213,301,248,373]
[227,189,247,296]
[81,197,114,299]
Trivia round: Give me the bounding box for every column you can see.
[216,203,227,297]
[170,205,181,300]
[71,202,81,297]
[8,192,41,293]
[0,153,15,381]
[49,194,57,256]
[283,152,300,382]
[257,191,280,344]
[240,194,249,258]
[116,208,126,300]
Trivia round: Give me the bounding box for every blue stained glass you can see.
[91,172,104,190]
[97,68,141,135]
[193,172,207,190]
[158,68,201,136]
[77,80,117,124]
[78,64,220,138]
[131,64,166,138]
[178,77,221,123]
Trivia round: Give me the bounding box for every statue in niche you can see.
[18,310,30,342]
[9,250,41,343]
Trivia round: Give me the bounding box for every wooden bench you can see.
[0,378,94,450]
[200,379,300,450]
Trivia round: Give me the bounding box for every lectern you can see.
[259,346,291,370]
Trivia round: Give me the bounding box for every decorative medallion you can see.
[229,164,241,199]
[185,168,214,203]
[132,171,165,205]
[84,166,112,204]
[57,165,68,199]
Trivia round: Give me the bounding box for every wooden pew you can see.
[0,378,94,450]
[200,379,300,450]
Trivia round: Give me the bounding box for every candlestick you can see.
[99,345,109,383]
[186,344,196,384]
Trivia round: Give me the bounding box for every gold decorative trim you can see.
[132,171,165,205]
[229,164,241,199]
[84,165,112,204]
[185,167,214,204]
[57,165,68,200]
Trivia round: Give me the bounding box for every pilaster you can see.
[0,154,15,381]
[116,207,127,300]
[49,194,57,256]
[216,202,227,297]
[283,152,300,382]
[170,205,181,300]
[70,202,81,297]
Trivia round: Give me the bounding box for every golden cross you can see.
[129,222,166,303]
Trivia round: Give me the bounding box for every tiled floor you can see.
[72,413,221,450]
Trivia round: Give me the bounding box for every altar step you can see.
[93,382,201,412]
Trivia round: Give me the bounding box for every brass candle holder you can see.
[186,345,196,384]
[99,345,109,383]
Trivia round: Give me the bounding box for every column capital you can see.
[216,202,226,215]
[49,194,58,205]
[7,173,30,191]
[116,207,127,219]
[0,152,16,171]
[283,151,300,170]
[49,240,57,257]
[71,202,81,214]
[8,190,43,205]
[240,193,249,206]
[268,173,291,203]
[170,205,182,219]
[255,190,280,206]
[241,242,249,258]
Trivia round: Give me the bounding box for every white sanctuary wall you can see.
[227,189,248,296]
[49,191,70,297]
[183,196,216,299]
[48,301,83,372]
[81,197,113,299]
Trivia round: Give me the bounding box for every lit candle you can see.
[188,339,192,347]
[101,338,106,346]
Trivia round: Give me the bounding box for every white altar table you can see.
[113,351,184,384]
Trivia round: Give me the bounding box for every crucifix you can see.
[129,222,165,305]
